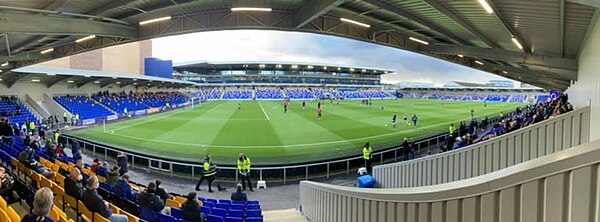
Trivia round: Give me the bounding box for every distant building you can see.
[443,81,487,88]
[488,80,514,88]
[395,81,435,88]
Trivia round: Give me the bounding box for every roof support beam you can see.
[76,78,100,88]
[294,0,348,28]
[560,0,566,56]
[87,0,137,15]
[0,53,46,62]
[567,0,600,8]
[420,0,500,48]
[486,0,530,53]
[422,45,578,72]
[361,0,470,45]
[46,75,71,88]
[0,12,137,38]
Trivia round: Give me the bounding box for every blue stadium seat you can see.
[247,200,259,205]
[212,208,227,218]
[218,199,231,205]
[203,202,215,209]
[246,210,262,218]
[215,203,229,210]
[224,217,243,222]
[247,204,260,210]
[230,204,244,211]
[200,206,211,215]
[158,214,178,222]
[171,207,182,219]
[139,208,158,221]
[206,214,223,222]
[228,210,244,218]
[205,198,218,204]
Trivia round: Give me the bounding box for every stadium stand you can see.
[93,92,150,114]
[54,95,114,119]
[222,89,253,100]
[255,89,284,100]
[138,92,189,108]
[0,96,38,125]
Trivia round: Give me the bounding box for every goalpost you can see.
[189,96,202,109]
[103,119,114,134]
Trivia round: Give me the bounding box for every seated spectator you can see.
[139,182,170,217]
[0,167,15,202]
[91,158,100,173]
[96,162,109,177]
[18,148,53,179]
[231,183,247,202]
[106,165,120,187]
[21,187,54,222]
[82,176,129,222]
[45,144,57,162]
[54,143,65,157]
[65,168,84,199]
[181,192,205,222]
[155,180,171,202]
[114,174,137,202]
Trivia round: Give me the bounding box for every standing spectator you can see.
[117,152,128,176]
[106,166,120,187]
[155,180,170,202]
[21,187,54,222]
[82,176,129,222]
[181,192,205,222]
[237,153,253,192]
[71,140,80,159]
[0,167,14,202]
[230,183,247,202]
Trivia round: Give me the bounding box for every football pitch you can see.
[67,99,523,165]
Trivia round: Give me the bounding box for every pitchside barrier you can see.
[372,106,590,188]
[60,106,558,184]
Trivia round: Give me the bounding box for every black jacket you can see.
[155,187,169,202]
[231,191,247,202]
[82,188,112,218]
[181,200,204,222]
[138,190,165,212]
[64,178,83,199]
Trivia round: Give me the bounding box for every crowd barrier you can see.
[299,137,600,222]
[373,107,590,188]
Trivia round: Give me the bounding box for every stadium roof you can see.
[0,0,597,90]
[173,60,395,75]
[4,66,196,89]
[444,81,488,88]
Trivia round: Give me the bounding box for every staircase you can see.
[89,95,118,115]
[263,208,308,222]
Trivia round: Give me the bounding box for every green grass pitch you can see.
[67,99,523,165]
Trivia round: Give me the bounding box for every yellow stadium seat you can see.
[49,206,66,221]
[94,213,111,222]
[51,164,60,173]
[166,199,181,208]
[6,206,20,222]
[121,210,139,222]
[64,194,78,212]
[0,196,6,211]
[173,196,186,205]
[78,200,93,222]
[0,209,9,222]
[40,177,52,189]
[98,175,106,183]
[55,173,65,187]
[51,184,66,210]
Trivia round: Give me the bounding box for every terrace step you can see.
[263,208,308,222]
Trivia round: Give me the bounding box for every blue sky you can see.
[152,30,516,86]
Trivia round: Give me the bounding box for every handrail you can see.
[372,106,591,188]
[299,138,600,222]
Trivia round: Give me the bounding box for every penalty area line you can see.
[258,101,271,120]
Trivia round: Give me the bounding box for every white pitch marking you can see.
[258,101,271,120]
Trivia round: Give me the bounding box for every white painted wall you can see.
[566,15,600,141]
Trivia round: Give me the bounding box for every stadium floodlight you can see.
[67,80,74,83]
[47,73,55,76]
[349,68,355,72]
[457,54,464,58]
[116,82,121,84]
[41,48,54,54]
[76,35,96,43]
[259,64,266,68]
[340,18,370,28]
[0,62,8,67]
[361,69,366,72]
[112,77,118,79]
[139,16,171,25]
[94,81,101,84]
[511,37,523,49]
[85,75,91,78]
[475,60,484,65]
[0,78,2,81]
[133,82,138,85]
[323,66,327,70]
[276,64,282,68]
[408,37,429,45]
[231,7,272,12]
[502,71,508,74]
[307,65,313,69]
[31,79,40,82]
[291,65,298,69]
[337,67,341,71]
[478,0,494,13]
[133,78,137,81]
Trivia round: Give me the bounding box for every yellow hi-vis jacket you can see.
[363,146,373,160]
[449,125,456,134]
[237,157,251,173]
[203,161,217,177]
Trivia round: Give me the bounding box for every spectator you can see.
[91,158,100,173]
[18,148,53,179]
[0,167,14,202]
[114,174,137,202]
[73,149,82,162]
[65,168,84,199]
[230,183,247,202]
[106,165,120,187]
[155,180,170,202]
[55,143,65,157]
[82,176,129,222]
[97,162,109,177]
[181,192,205,222]
[139,182,169,217]
[71,141,80,159]
[45,144,57,162]
[117,152,128,176]
[21,187,54,222]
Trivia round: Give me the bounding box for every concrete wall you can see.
[566,15,600,141]
[32,40,152,75]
